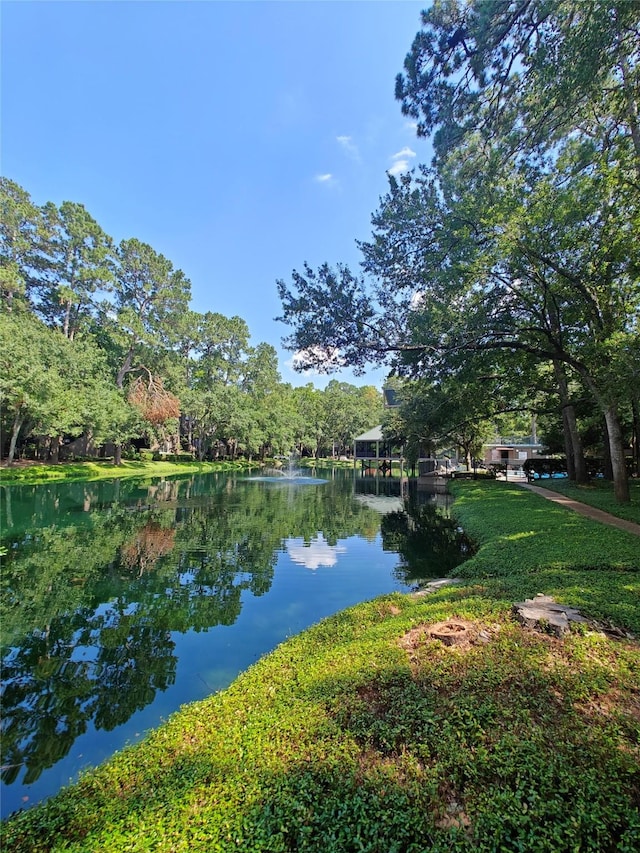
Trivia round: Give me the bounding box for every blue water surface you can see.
[1,470,461,818]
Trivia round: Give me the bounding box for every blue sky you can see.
[2,0,431,389]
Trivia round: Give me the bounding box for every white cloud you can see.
[336,134,360,160]
[391,146,416,160]
[314,173,340,189]
[287,534,347,570]
[388,159,410,176]
[409,290,426,310]
[285,355,316,377]
[313,172,340,190]
[284,355,318,378]
[387,145,417,176]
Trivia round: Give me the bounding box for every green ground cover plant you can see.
[298,458,355,470]
[530,479,640,526]
[3,480,639,852]
[449,481,640,634]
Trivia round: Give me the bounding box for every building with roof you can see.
[353,425,403,474]
[482,437,545,470]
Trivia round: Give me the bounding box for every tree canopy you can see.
[1,180,383,465]
[277,0,640,500]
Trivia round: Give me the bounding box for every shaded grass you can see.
[3,480,639,851]
[532,478,640,526]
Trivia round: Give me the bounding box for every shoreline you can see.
[3,479,639,850]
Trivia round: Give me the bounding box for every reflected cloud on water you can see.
[286,534,348,569]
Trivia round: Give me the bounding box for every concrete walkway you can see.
[518,483,640,537]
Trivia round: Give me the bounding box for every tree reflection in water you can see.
[121,521,176,576]
[0,471,389,793]
[381,499,474,585]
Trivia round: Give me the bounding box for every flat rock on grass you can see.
[513,594,589,637]
[410,578,461,597]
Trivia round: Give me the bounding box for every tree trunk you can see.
[573,364,630,502]
[603,406,630,503]
[562,408,576,481]
[602,419,614,481]
[116,345,135,390]
[631,397,640,478]
[49,436,60,463]
[618,47,640,180]
[114,444,122,466]
[563,403,588,482]
[183,415,193,452]
[554,362,588,484]
[7,411,24,464]
[62,298,73,339]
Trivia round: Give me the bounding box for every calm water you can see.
[0,469,468,818]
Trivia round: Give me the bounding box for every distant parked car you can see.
[531,471,568,480]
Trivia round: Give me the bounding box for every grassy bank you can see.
[528,478,640,526]
[0,458,268,485]
[3,481,639,852]
[448,480,640,634]
[0,457,356,485]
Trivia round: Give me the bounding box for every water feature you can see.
[0,469,470,818]
[250,452,328,484]
[249,472,328,484]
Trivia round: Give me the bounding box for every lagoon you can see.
[0,469,468,819]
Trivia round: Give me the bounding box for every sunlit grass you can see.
[0,457,355,485]
[533,478,640,525]
[0,458,259,485]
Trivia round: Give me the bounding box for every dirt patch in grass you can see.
[354,746,421,781]
[577,685,640,726]
[399,619,500,656]
[377,602,402,618]
[353,682,397,720]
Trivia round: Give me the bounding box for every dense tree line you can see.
[0,177,383,464]
[277,0,640,501]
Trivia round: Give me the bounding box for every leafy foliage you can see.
[396,0,640,172]
[1,178,384,465]
[276,0,640,500]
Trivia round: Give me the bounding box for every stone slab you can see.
[513,593,589,636]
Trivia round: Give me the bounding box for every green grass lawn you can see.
[449,479,640,635]
[530,477,640,526]
[0,457,354,485]
[3,480,639,852]
[0,458,261,485]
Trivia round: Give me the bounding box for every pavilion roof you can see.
[354,425,384,442]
